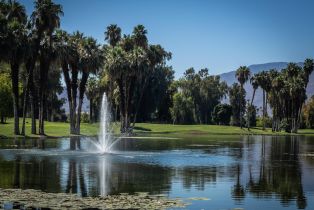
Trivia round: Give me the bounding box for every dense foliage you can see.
[212,104,232,125]
[0,71,13,123]
[104,24,171,133]
[228,83,246,126]
[170,68,227,124]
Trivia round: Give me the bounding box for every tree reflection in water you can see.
[0,135,313,209]
[246,136,307,209]
[231,164,245,203]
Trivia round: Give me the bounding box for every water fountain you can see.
[92,93,117,153]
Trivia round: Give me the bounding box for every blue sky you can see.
[21,0,314,78]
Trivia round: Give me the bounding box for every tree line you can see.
[0,0,171,135]
[1,0,314,135]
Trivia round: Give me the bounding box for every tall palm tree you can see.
[303,59,314,88]
[86,77,98,123]
[56,31,103,134]
[250,75,259,106]
[235,66,251,128]
[270,74,285,131]
[31,0,63,135]
[105,45,129,133]
[21,33,38,135]
[132,44,171,127]
[132,24,148,48]
[76,37,103,134]
[255,71,271,130]
[104,24,122,110]
[105,24,121,47]
[56,30,82,134]
[0,0,27,135]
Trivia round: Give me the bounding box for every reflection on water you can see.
[0,135,314,209]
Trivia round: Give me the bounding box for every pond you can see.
[0,135,314,209]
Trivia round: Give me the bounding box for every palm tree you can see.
[105,44,129,133]
[235,66,251,128]
[56,30,82,134]
[270,75,285,131]
[86,77,98,123]
[104,24,122,111]
[255,71,272,130]
[246,75,259,131]
[250,75,259,106]
[76,37,103,134]
[56,31,103,134]
[0,0,27,135]
[21,33,38,135]
[132,44,171,127]
[132,24,148,48]
[303,59,314,86]
[31,0,63,135]
[105,24,121,47]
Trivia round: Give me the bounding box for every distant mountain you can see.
[219,62,314,110]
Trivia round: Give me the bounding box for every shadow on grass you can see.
[133,126,152,131]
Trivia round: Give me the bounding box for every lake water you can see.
[0,135,314,209]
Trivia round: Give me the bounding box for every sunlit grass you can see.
[1,118,314,138]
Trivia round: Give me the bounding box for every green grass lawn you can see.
[1,118,314,138]
[0,118,99,138]
[134,123,314,136]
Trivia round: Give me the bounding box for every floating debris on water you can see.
[187,197,210,201]
[0,188,188,210]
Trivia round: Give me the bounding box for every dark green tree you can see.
[176,68,227,124]
[235,66,251,128]
[212,103,232,125]
[0,0,27,134]
[229,83,246,126]
[104,25,171,133]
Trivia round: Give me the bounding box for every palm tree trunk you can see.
[25,59,37,134]
[70,67,79,134]
[21,82,29,136]
[124,79,129,132]
[262,90,265,130]
[76,71,89,134]
[39,88,46,135]
[30,89,36,134]
[240,85,243,129]
[21,61,34,135]
[247,102,250,131]
[11,62,20,135]
[132,77,148,128]
[28,40,41,134]
[265,92,268,117]
[89,98,93,123]
[117,79,125,133]
[62,64,74,134]
[251,88,256,106]
[38,57,49,135]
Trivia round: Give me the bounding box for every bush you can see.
[280,119,291,132]
[81,112,90,123]
[212,103,232,125]
[256,116,272,128]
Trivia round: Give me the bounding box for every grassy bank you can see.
[0,118,98,138]
[1,118,314,138]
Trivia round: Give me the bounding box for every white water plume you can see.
[93,93,118,153]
